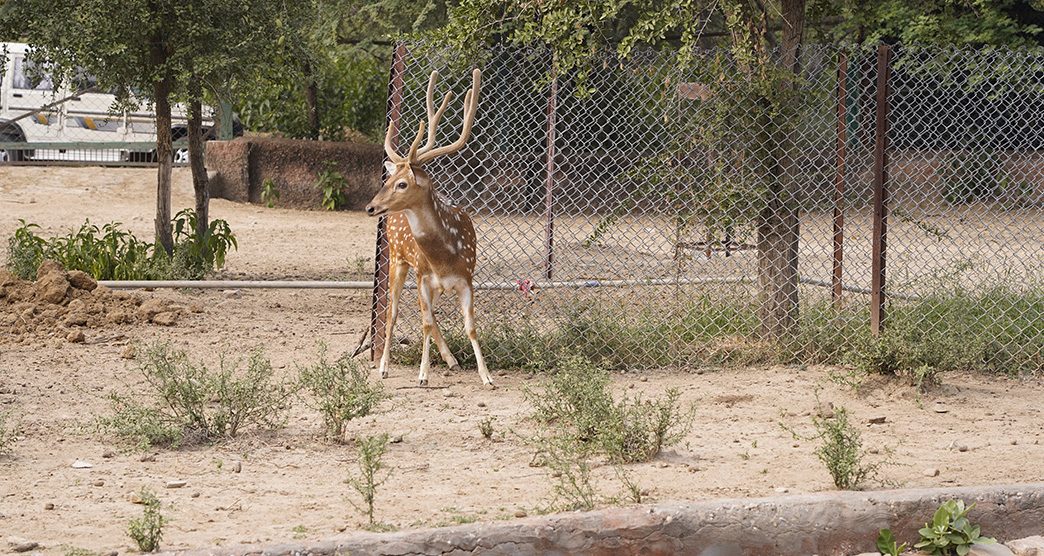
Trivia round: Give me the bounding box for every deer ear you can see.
[384,161,397,176]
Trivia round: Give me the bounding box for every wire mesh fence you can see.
[368,42,1042,375]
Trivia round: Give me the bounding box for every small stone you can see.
[71,460,93,469]
[130,493,144,504]
[443,391,458,398]
[137,298,169,319]
[63,312,88,325]
[191,492,201,498]
[514,510,527,518]
[44,503,54,510]
[639,376,648,382]
[233,461,242,473]
[477,401,487,408]
[189,303,204,313]
[968,542,1015,556]
[67,270,98,291]
[151,311,178,326]
[390,434,404,444]
[958,444,969,452]
[223,289,241,298]
[140,453,156,462]
[1011,439,1019,446]
[774,487,790,494]
[121,345,136,359]
[165,480,187,489]
[93,479,105,487]
[1006,535,1044,555]
[102,450,115,459]
[8,538,39,553]
[933,404,949,414]
[66,329,85,343]
[816,405,835,419]
[337,525,348,533]
[923,467,940,477]
[868,416,887,424]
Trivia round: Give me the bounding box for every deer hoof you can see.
[450,364,462,373]
[419,378,428,386]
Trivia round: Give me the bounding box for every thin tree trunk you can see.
[303,60,320,140]
[187,75,209,242]
[151,35,174,255]
[756,0,805,340]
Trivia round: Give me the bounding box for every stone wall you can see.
[167,483,1044,556]
[205,137,384,211]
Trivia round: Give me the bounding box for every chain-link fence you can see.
[370,42,1043,375]
[1,43,234,165]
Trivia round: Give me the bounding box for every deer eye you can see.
[395,180,408,190]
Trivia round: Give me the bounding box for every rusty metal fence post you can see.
[871,44,891,335]
[832,52,848,309]
[369,43,408,361]
[543,75,558,280]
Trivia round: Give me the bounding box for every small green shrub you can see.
[98,393,183,451]
[346,433,391,528]
[101,343,291,448]
[808,405,882,490]
[479,416,495,440]
[876,528,907,556]
[915,499,995,555]
[6,219,46,280]
[5,212,237,281]
[318,162,347,210]
[601,388,695,464]
[261,178,280,208]
[531,434,599,511]
[127,489,166,552]
[170,209,238,279]
[527,356,694,463]
[299,344,384,442]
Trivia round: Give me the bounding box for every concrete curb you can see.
[168,483,1044,556]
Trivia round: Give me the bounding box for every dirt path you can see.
[1,167,1043,554]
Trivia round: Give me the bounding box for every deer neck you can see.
[402,188,456,257]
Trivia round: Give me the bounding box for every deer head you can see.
[366,68,482,217]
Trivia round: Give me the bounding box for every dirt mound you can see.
[0,260,194,344]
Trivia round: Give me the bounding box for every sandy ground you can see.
[1,166,1043,554]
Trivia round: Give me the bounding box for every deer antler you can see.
[413,68,481,165]
[417,71,454,156]
[384,69,481,167]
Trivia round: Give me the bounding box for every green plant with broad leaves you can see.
[915,499,995,555]
[171,208,238,279]
[318,161,348,211]
[876,528,907,556]
[261,178,280,208]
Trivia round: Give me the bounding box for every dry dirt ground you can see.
[1,166,1043,554]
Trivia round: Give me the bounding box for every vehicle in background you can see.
[0,42,241,164]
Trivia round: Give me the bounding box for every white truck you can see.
[0,42,239,164]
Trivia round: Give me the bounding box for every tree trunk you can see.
[756,0,805,340]
[303,60,320,140]
[187,75,209,242]
[151,37,175,255]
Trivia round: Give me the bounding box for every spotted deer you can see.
[365,68,493,387]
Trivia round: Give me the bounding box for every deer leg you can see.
[425,289,461,372]
[459,284,493,386]
[378,262,408,379]
[417,287,461,381]
[417,277,436,386]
